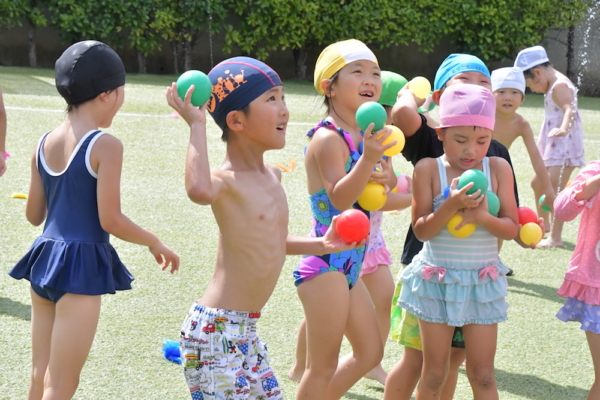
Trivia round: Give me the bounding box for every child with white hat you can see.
[514,45,585,248]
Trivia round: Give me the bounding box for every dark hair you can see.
[221,103,251,142]
[523,61,552,79]
[322,70,341,115]
[65,88,117,113]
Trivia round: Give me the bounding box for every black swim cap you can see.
[55,41,126,105]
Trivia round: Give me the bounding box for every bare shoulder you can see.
[489,156,511,172]
[414,157,437,172]
[94,132,123,151]
[267,163,282,182]
[514,113,533,136]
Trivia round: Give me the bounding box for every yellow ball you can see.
[358,182,387,211]
[379,125,405,156]
[410,76,431,99]
[446,214,476,238]
[520,222,543,246]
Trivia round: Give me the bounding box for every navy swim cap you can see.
[55,41,126,105]
[207,57,282,130]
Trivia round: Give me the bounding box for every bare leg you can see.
[325,278,383,399]
[383,346,423,400]
[28,289,56,400]
[416,319,454,400]
[288,318,307,382]
[462,324,498,400]
[41,293,101,400]
[441,347,466,400]
[361,265,395,385]
[296,272,351,400]
[538,166,575,247]
[586,331,600,400]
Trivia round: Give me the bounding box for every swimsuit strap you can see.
[307,119,358,153]
[436,157,448,196]
[482,157,492,192]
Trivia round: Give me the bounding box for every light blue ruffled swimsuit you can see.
[398,157,509,326]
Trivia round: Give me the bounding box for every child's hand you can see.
[548,128,567,137]
[446,177,484,210]
[322,215,367,254]
[149,241,180,274]
[166,83,207,128]
[362,124,396,164]
[369,158,397,194]
[514,218,545,249]
[398,87,426,107]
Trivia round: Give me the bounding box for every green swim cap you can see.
[378,71,408,107]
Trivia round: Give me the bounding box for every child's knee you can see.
[421,366,447,391]
[466,366,496,389]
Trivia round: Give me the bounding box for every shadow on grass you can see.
[535,240,576,252]
[507,279,564,304]
[0,297,31,321]
[344,391,381,400]
[494,368,589,400]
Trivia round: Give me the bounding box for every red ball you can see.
[517,207,538,225]
[336,209,370,244]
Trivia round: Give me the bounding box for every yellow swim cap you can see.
[313,39,378,95]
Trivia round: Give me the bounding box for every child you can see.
[1,87,7,177]
[293,39,398,400]
[515,45,585,248]
[287,70,412,386]
[554,160,600,399]
[385,54,515,400]
[398,84,518,400]
[167,56,360,400]
[8,41,180,400]
[491,66,556,214]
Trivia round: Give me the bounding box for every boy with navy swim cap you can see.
[166,57,357,400]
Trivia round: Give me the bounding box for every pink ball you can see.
[396,174,410,194]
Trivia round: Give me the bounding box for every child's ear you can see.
[432,89,443,106]
[225,110,244,132]
[321,79,332,97]
[435,127,444,141]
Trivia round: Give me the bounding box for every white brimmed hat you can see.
[514,46,549,72]
[491,67,526,94]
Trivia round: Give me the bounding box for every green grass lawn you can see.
[1,66,599,399]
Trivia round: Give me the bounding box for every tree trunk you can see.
[293,48,308,80]
[27,20,37,67]
[172,42,179,75]
[566,24,576,84]
[184,39,192,71]
[137,51,146,74]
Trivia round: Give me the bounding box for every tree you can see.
[222,0,425,79]
[0,0,46,66]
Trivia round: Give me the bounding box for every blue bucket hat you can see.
[434,54,490,91]
[206,57,282,130]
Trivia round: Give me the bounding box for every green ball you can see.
[176,70,212,107]
[458,169,488,196]
[356,101,387,132]
[487,191,500,216]
[539,194,551,212]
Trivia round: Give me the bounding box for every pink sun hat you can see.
[438,84,496,131]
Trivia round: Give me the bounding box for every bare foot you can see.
[287,363,304,382]
[364,363,387,385]
[536,237,563,248]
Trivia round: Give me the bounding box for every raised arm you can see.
[166,83,224,205]
[391,88,426,138]
[555,162,600,222]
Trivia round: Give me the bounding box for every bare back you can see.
[198,164,289,312]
